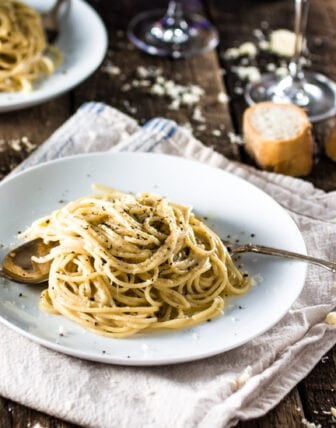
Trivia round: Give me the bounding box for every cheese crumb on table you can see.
[228,132,243,145]
[102,63,121,76]
[192,106,205,122]
[301,418,321,428]
[325,311,336,325]
[232,66,261,82]
[224,42,257,59]
[270,29,297,57]
[218,92,229,103]
[150,76,204,109]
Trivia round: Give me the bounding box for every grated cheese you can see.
[150,76,204,109]
[325,311,336,325]
[228,132,243,145]
[224,42,257,59]
[269,29,297,57]
[301,418,321,428]
[102,63,121,76]
[235,366,252,388]
[218,91,229,103]
[232,66,261,82]
[192,106,205,123]
[58,325,67,336]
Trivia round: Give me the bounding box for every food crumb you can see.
[235,366,252,389]
[325,312,336,325]
[211,129,222,137]
[102,63,121,76]
[321,355,329,363]
[218,92,229,104]
[32,423,45,428]
[227,132,243,145]
[301,418,321,428]
[58,325,67,336]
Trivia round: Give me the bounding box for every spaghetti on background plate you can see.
[0,0,62,92]
[21,187,250,338]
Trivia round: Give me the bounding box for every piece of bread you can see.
[325,123,336,161]
[243,102,313,176]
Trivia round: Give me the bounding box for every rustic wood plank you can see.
[0,397,77,428]
[73,0,239,159]
[0,398,11,428]
[0,97,70,179]
[298,347,336,428]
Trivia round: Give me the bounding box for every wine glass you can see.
[245,0,336,122]
[127,1,219,58]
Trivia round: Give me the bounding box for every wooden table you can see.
[0,0,335,426]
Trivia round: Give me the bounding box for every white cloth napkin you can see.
[2,102,336,428]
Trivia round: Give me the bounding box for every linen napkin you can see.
[1,102,336,428]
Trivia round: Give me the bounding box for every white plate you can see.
[0,0,107,112]
[0,153,307,365]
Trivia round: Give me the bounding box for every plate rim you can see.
[0,152,308,365]
[0,0,108,112]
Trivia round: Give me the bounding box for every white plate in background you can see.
[0,0,107,112]
[0,153,307,365]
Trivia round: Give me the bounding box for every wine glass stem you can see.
[166,1,184,19]
[289,0,310,82]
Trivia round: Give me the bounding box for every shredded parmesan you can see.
[224,42,257,59]
[269,29,297,57]
[235,366,252,388]
[232,66,261,82]
[325,311,336,325]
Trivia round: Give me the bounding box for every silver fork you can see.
[223,241,336,273]
[42,0,70,43]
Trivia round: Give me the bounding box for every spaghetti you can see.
[0,0,62,92]
[21,187,250,338]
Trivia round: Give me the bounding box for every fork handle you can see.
[49,0,69,19]
[240,244,336,273]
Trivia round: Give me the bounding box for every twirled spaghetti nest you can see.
[21,187,250,338]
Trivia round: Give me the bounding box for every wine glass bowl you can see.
[245,0,336,122]
[245,71,336,122]
[127,2,219,58]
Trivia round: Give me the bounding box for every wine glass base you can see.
[127,9,219,58]
[245,71,336,122]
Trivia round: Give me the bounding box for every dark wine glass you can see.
[127,1,219,58]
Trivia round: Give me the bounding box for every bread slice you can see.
[325,123,336,161]
[243,102,313,176]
